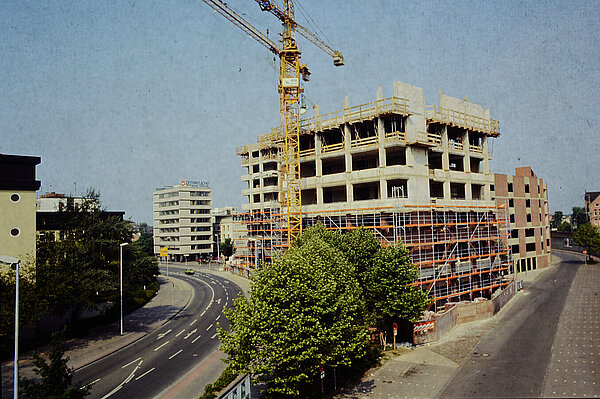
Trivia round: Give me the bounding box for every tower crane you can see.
[201,0,344,243]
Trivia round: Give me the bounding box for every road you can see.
[439,251,599,398]
[74,266,240,399]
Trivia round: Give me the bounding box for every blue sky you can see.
[2,1,599,223]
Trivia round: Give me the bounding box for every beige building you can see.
[584,191,600,228]
[0,154,41,272]
[493,167,551,273]
[153,181,213,262]
[235,81,514,310]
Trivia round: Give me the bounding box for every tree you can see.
[134,223,154,257]
[572,206,587,228]
[557,221,573,232]
[19,330,90,399]
[219,227,369,397]
[218,225,429,397]
[219,237,235,261]
[551,211,564,229]
[573,223,600,262]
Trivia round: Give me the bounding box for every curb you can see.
[72,275,194,371]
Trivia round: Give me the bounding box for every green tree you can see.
[572,206,587,228]
[573,223,600,262]
[557,221,573,232]
[35,189,158,319]
[134,223,154,257]
[219,228,369,397]
[551,211,564,229]
[20,330,90,399]
[219,237,235,260]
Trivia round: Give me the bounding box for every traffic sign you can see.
[393,323,398,336]
[160,247,168,257]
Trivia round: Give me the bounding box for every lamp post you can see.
[120,243,128,336]
[0,255,21,399]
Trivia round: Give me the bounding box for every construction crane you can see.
[202,0,344,243]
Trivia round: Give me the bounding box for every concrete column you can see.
[482,136,490,174]
[441,126,450,201]
[344,123,353,202]
[378,117,387,199]
[463,130,471,173]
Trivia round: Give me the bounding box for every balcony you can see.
[322,142,344,154]
[350,136,378,149]
[410,131,442,147]
[470,144,484,154]
[426,105,500,136]
[449,141,464,152]
[385,131,406,142]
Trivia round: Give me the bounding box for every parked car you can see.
[184,269,195,275]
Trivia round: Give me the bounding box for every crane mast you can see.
[202,0,343,243]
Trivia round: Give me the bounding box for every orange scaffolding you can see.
[232,203,513,311]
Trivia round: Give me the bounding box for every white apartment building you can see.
[153,181,212,262]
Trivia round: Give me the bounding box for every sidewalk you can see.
[337,253,568,399]
[1,275,193,397]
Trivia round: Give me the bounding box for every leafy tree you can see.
[219,227,369,397]
[133,223,154,257]
[573,223,600,262]
[219,237,235,260]
[219,225,428,397]
[550,211,564,229]
[20,330,90,399]
[572,206,587,228]
[557,221,573,232]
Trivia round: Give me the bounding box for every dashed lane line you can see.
[192,335,202,344]
[134,367,155,381]
[175,329,185,337]
[211,333,218,340]
[190,319,197,326]
[154,341,170,352]
[169,349,183,360]
[121,357,142,369]
[206,324,213,331]
[157,329,172,340]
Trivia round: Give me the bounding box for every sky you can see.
[2,0,599,224]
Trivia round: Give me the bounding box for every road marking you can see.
[206,324,213,331]
[157,329,172,340]
[85,378,101,388]
[121,357,142,369]
[190,319,197,326]
[211,333,218,339]
[184,328,198,339]
[200,310,206,317]
[176,329,185,337]
[101,360,142,399]
[216,298,221,305]
[169,349,183,360]
[192,335,202,343]
[134,367,155,381]
[216,315,221,322]
[154,341,169,351]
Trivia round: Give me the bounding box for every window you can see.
[252,151,259,158]
[509,199,514,207]
[526,242,536,252]
[526,199,531,208]
[490,185,495,192]
[10,193,20,203]
[511,229,519,238]
[527,214,532,222]
[510,214,515,223]
[525,184,530,193]
[10,228,20,237]
[511,244,519,254]
[508,183,513,192]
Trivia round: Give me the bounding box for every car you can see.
[184,269,195,275]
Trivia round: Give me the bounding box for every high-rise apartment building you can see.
[153,181,212,262]
[235,81,514,310]
[493,167,551,273]
[584,191,600,228]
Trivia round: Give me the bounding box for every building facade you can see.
[213,207,237,259]
[493,167,551,273]
[0,153,41,271]
[235,81,513,310]
[153,181,213,262]
[584,191,600,228]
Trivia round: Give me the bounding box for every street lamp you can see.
[0,254,21,399]
[119,243,128,336]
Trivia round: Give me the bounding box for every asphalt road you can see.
[439,252,587,398]
[74,267,240,399]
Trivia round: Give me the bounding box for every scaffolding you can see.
[232,203,513,311]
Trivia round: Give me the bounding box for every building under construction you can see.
[233,81,513,311]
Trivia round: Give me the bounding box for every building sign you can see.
[180,180,210,188]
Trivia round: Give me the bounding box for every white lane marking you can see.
[191,335,202,344]
[184,328,198,339]
[100,360,142,399]
[200,310,206,317]
[157,329,172,340]
[190,319,197,326]
[169,349,183,360]
[216,315,221,322]
[154,341,169,351]
[85,378,101,388]
[206,324,213,331]
[121,357,142,369]
[216,298,221,305]
[134,367,155,381]
[176,329,185,337]
[211,333,218,339]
